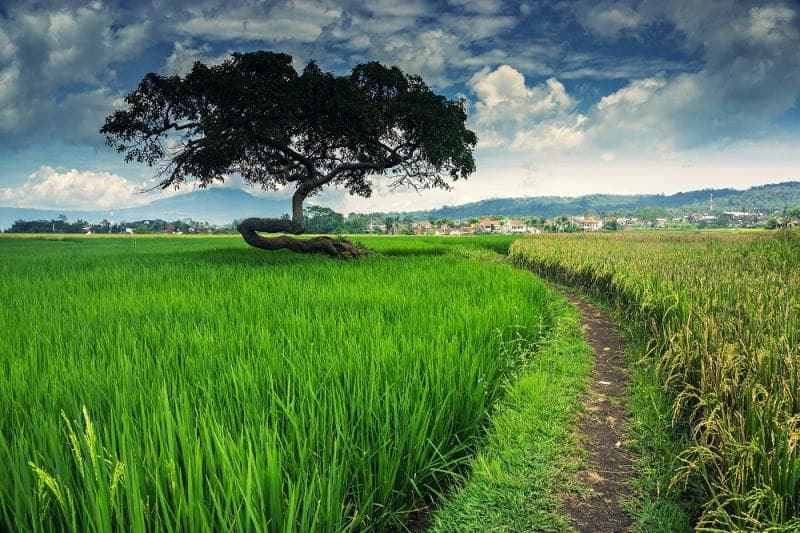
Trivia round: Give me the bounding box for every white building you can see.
[478,219,502,232]
[580,216,603,231]
[502,219,528,234]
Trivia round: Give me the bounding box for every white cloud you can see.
[365,0,428,18]
[383,30,461,87]
[510,114,587,150]
[176,1,342,43]
[578,2,642,38]
[318,140,800,214]
[177,18,324,43]
[440,14,518,39]
[746,5,797,44]
[0,4,149,144]
[0,166,144,209]
[0,27,14,64]
[596,77,665,108]
[469,65,582,150]
[163,41,231,76]
[565,2,800,151]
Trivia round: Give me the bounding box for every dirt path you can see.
[560,290,636,533]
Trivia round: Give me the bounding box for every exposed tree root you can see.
[237,217,369,259]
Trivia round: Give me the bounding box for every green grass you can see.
[618,320,693,532]
[0,234,563,531]
[429,296,592,532]
[510,230,800,531]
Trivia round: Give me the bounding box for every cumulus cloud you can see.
[565,1,800,151]
[469,65,584,150]
[587,77,667,142]
[0,3,149,145]
[510,114,587,150]
[382,30,462,87]
[0,166,145,209]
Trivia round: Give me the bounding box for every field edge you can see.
[428,293,593,531]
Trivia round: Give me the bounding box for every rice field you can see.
[510,230,800,531]
[0,234,557,531]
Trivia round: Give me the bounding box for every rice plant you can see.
[0,235,553,531]
[510,230,800,531]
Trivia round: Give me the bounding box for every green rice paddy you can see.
[0,235,559,531]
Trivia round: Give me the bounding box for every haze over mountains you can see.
[0,188,288,230]
[1,182,799,230]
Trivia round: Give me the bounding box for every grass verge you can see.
[621,328,694,532]
[429,295,592,532]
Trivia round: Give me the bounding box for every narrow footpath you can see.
[560,290,636,533]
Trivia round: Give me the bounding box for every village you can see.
[5,209,795,235]
[397,211,784,235]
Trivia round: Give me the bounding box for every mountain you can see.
[396,181,800,220]
[0,188,290,230]
[113,188,289,225]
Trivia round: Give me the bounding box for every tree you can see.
[344,213,369,233]
[101,51,477,257]
[304,206,345,234]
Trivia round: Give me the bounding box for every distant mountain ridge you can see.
[1,181,799,231]
[0,188,289,230]
[393,181,800,220]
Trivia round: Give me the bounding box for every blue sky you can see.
[0,0,799,213]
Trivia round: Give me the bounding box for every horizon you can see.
[2,179,797,220]
[1,1,799,212]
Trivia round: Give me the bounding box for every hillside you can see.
[3,181,799,230]
[401,181,800,220]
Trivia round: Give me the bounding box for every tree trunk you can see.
[236,187,367,259]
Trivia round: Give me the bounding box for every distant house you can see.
[164,224,176,233]
[478,219,502,232]
[502,219,528,234]
[412,221,434,235]
[434,224,451,235]
[581,216,603,231]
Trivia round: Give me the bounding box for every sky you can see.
[0,0,799,214]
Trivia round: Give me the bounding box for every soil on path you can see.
[561,290,636,533]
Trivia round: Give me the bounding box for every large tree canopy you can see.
[101,51,477,256]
